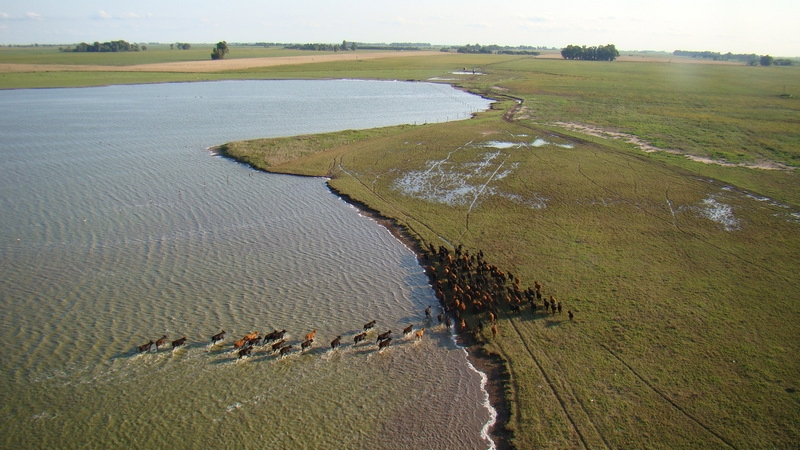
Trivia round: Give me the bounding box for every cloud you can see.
[26,12,42,20]
[95,10,112,19]
[0,12,9,19]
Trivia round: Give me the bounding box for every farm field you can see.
[4,48,799,448]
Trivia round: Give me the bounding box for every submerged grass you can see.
[6,49,800,448]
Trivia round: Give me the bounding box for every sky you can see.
[1,0,798,56]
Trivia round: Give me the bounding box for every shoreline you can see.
[327,185,513,450]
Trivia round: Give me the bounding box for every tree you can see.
[211,41,229,60]
[561,44,618,61]
[760,55,774,66]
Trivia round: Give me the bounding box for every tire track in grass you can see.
[600,344,737,449]
[504,315,608,449]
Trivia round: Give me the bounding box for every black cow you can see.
[211,330,226,344]
[376,330,391,342]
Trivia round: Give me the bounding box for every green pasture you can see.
[222,110,800,448]
[4,48,799,448]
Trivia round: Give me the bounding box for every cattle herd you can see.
[135,244,572,359]
[422,243,574,340]
[136,317,426,359]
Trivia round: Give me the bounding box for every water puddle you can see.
[393,137,570,210]
[698,196,740,231]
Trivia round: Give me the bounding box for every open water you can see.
[0,80,494,449]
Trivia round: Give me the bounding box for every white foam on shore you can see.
[444,329,498,450]
[466,347,499,450]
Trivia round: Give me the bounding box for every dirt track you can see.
[0,51,442,73]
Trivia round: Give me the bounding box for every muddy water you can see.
[0,80,494,448]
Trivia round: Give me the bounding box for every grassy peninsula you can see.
[5,48,799,448]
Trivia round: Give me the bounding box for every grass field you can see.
[0,44,316,65]
[4,48,799,448]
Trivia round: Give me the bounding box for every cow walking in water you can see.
[211,330,226,344]
[172,337,188,348]
[271,339,286,351]
[138,340,156,353]
[353,332,367,345]
[330,336,342,350]
[238,347,253,359]
[155,335,168,348]
[415,329,425,341]
[301,339,314,351]
[363,320,376,332]
[378,337,392,351]
[376,330,391,343]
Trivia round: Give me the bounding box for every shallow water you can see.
[0,80,495,448]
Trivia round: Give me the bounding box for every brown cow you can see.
[415,329,425,340]
[172,337,187,348]
[244,332,259,341]
[331,336,342,349]
[403,324,413,335]
[491,324,498,338]
[568,310,574,321]
[363,320,376,331]
[378,338,392,351]
[301,339,314,351]
[279,345,293,357]
[425,305,431,317]
[138,340,155,353]
[155,335,168,347]
[271,339,286,351]
[238,347,253,359]
[305,330,316,341]
[234,338,248,349]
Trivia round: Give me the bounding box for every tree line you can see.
[62,40,144,53]
[451,44,539,55]
[560,44,619,61]
[674,50,794,66]
[284,40,357,52]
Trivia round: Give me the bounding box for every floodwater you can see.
[0,80,495,449]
